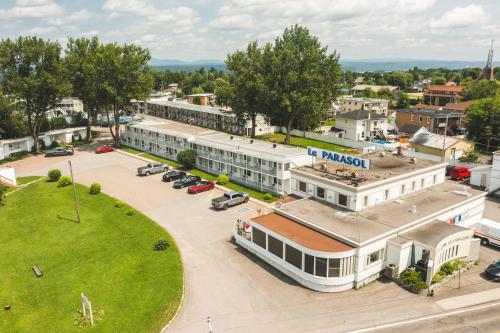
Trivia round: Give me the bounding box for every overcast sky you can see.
[0,0,498,61]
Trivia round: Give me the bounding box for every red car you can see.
[95,145,114,154]
[187,181,215,194]
[450,167,470,180]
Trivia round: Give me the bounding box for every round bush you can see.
[50,140,59,148]
[153,239,169,251]
[47,169,62,182]
[216,174,229,185]
[57,176,72,188]
[263,193,273,201]
[89,183,101,195]
[114,200,125,208]
[126,209,135,216]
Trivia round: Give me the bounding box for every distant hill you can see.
[149,58,499,72]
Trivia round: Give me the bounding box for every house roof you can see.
[411,103,442,111]
[351,84,398,92]
[398,124,425,136]
[336,109,388,121]
[444,101,473,112]
[410,132,458,150]
[425,85,464,93]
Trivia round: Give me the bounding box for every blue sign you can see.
[307,147,370,170]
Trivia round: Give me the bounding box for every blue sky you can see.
[0,0,498,61]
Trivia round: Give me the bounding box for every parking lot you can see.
[11,144,500,333]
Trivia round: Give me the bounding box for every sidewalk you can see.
[435,287,500,310]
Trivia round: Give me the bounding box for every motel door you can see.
[480,174,488,187]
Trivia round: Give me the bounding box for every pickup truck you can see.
[212,191,249,210]
[137,163,168,176]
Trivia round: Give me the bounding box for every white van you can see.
[475,218,500,248]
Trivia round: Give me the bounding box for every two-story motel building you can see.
[122,120,310,195]
[234,149,485,292]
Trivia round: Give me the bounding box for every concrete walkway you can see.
[436,287,500,310]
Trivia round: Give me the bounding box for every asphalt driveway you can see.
[11,146,500,333]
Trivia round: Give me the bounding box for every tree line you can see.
[0,36,152,150]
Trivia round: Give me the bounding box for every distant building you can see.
[351,84,398,96]
[337,97,389,115]
[423,85,463,106]
[187,93,215,106]
[396,106,466,136]
[47,97,84,122]
[167,83,179,93]
[409,127,474,160]
[480,41,494,81]
[334,110,388,141]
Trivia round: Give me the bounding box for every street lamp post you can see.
[68,160,81,223]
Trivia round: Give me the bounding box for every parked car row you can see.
[137,162,248,210]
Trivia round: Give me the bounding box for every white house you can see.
[334,110,389,141]
[337,97,389,115]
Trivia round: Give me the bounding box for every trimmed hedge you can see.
[48,169,62,182]
[57,176,72,188]
[89,183,101,195]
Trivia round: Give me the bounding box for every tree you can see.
[395,92,410,109]
[0,90,26,139]
[177,149,197,169]
[0,37,69,152]
[459,147,479,163]
[386,71,413,90]
[432,76,447,85]
[265,25,341,144]
[97,43,153,147]
[214,78,232,108]
[191,86,204,94]
[465,95,500,151]
[225,41,269,137]
[463,80,500,101]
[64,36,101,140]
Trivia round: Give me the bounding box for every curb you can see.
[159,256,186,333]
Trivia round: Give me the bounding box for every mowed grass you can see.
[0,180,183,333]
[16,176,43,185]
[257,133,358,154]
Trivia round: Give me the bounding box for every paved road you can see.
[10,143,500,333]
[360,302,500,333]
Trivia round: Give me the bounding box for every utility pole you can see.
[441,113,449,163]
[68,160,81,223]
[207,316,213,333]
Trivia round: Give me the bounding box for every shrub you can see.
[440,262,455,276]
[153,239,169,251]
[114,200,125,208]
[432,273,443,284]
[399,269,427,290]
[177,149,197,169]
[216,174,229,185]
[0,185,6,206]
[47,169,62,182]
[89,183,101,195]
[263,193,273,201]
[126,209,135,216]
[50,140,59,148]
[57,176,72,187]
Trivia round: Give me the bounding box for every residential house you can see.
[337,97,389,115]
[409,128,474,160]
[334,110,388,141]
[423,85,464,106]
[396,106,466,136]
[187,93,215,106]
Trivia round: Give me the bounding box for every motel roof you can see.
[276,182,485,246]
[292,151,441,187]
[251,213,354,252]
[398,220,470,247]
[148,99,235,117]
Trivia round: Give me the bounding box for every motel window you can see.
[366,249,384,266]
[267,235,283,259]
[284,163,290,171]
[304,254,315,275]
[328,258,341,278]
[299,181,307,192]
[317,186,325,199]
[338,194,348,207]
[315,257,327,277]
[252,227,266,250]
[364,196,368,207]
[285,244,302,269]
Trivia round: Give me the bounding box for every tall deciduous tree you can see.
[214,78,232,108]
[64,36,100,140]
[97,43,153,147]
[0,90,26,139]
[465,95,500,152]
[265,25,342,144]
[0,37,69,152]
[225,41,268,138]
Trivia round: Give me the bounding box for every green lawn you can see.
[257,133,357,154]
[120,146,277,203]
[0,180,183,333]
[321,119,336,126]
[16,176,43,185]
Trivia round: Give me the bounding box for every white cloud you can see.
[430,4,488,29]
[47,9,96,26]
[23,25,58,35]
[1,0,63,19]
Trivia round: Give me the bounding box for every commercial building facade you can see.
[122,120,310,194]
[144,100,272,136]
[234,149,485,292]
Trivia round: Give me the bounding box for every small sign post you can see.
[81,293,94,326]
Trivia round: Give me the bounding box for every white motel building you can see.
[235,148,486,292]
[121,119,310,194]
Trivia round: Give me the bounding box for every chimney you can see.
[397,145,404,157]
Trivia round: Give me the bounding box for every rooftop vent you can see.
[409,205,417,213]
[230,136,233,140]
[273,143,277,148]
[250,139,254,144]
[409,157,417,164]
